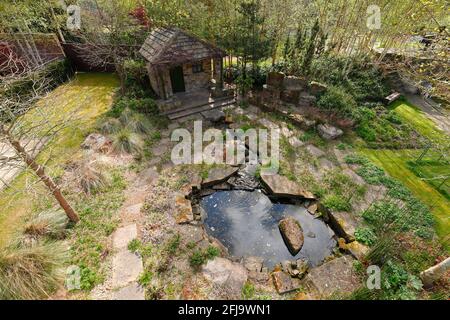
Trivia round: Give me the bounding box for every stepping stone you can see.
[303,256,360,298]
[112,250,143,288]
[305,144,325,158]
[113,224,138,250]
[113,282,145,300]
[122,203,143,218]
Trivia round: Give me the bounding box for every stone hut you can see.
[139,27,226,100]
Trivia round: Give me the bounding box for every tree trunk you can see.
[6,134,79,223]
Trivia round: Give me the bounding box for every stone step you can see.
[162,95,231,116]
[168,99,236,120]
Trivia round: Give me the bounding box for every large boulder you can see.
[303,255,360,298]
[309,81,327,95]
[202,257,248,299]
[260,173,315,200]
[317,124,343,140]
[81,133,111,153]
[266,72,285,88]
[279,216,304,255]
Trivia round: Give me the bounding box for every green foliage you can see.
[108,97,158,118]
[70,169,126,290]
[355,227,377,246]
[353,105,421,148]
[166,234,181,255]
[189,250,206,268]
[310,54,388,103]
[317,85,357,117]
[380,260,423,300]
[322,194,350,211]
[242,281,255,299]
[138,270,153,286]
[189,245,220,268]
[205,245,220,260]
[128,239,142,253]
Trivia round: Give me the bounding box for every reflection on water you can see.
[201,190,336,268]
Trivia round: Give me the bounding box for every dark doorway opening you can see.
[170,65,185,93]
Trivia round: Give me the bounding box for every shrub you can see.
[99,118,122,135]
[166,234,181,255]
[189,245,220,268]
[112,128,144,156]
[23,209,69,243]
[316,85,357,117]
[129,113,153,134]
[205,245,220,260]
[75,159,107,195]
[189,250,206,267]
[0,242,67,299]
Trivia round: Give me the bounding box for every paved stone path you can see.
[93,167,159,300]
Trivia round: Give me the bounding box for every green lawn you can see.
[362,149,449,243]
[0,73,119,248]
[361,100,450,247]
[389,99,447,144]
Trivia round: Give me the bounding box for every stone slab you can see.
[113,282,145,300]
[113,224,138,250]
[112,250,143,288]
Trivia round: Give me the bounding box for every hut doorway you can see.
[170,65,185,93]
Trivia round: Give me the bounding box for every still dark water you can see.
[201,190,336,268]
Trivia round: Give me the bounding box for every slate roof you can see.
[139,27,226,66]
